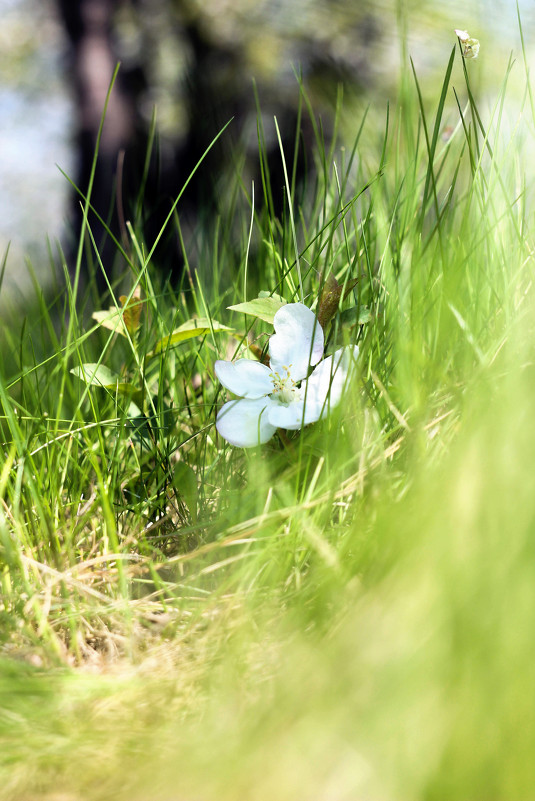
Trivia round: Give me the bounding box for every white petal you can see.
[216,398,277,447]
[267,398,321,430]
[303,345,359,417]
[269,303,324,381]
[215,359,273,399]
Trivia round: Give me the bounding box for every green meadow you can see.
[2,25,535,801]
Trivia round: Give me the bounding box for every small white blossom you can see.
[454,28,480,59]
[454,29,470,41]
[214,302,358,448]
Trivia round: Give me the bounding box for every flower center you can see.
[270,366,301,406]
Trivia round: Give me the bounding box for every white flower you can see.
[454,29,470,41]
[454,28,480,59]
[214,302,359,448]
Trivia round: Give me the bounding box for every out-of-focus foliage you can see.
[113,0,385,139]
[110,0,480,143]
[0,0,61,88]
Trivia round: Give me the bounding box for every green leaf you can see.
[228,296,287,324]
[339,306,372,326]
[151,318,232,355]
[172,462,198,524]
[257,290,286,303]
[70,363,139,396]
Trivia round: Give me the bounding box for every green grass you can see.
[2,29,535,801]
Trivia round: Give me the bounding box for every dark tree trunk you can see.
[58,0,144,291]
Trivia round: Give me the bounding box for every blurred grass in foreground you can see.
[2,339,535,801]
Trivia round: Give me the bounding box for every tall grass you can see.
[1,27,535,800]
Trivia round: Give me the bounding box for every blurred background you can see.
[0,0,534,299]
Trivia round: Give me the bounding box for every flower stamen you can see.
[270,366,301,406]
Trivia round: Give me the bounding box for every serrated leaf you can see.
[151,318,233,355]
[172,462,198,524]
[228,296,287,324]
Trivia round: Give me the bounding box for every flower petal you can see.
[215,359,273,399]
[216,398,277,447]
[267,398,320,430]
[269,303,324,381]
[303,345,359,416]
